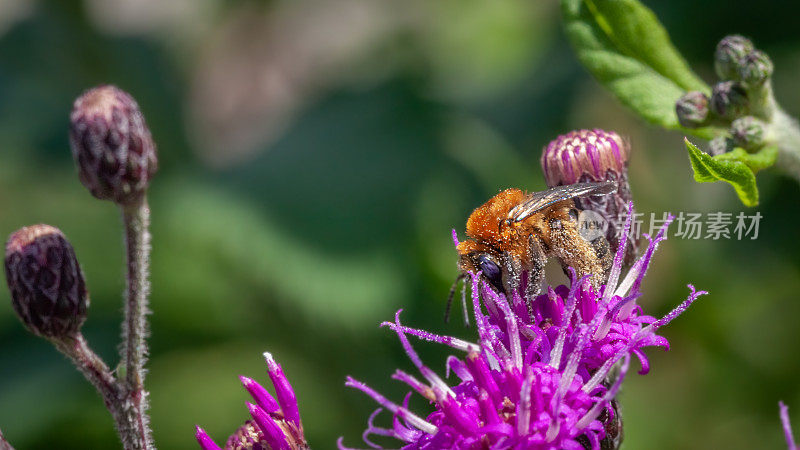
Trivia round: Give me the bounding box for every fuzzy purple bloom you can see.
[195,352,309,450]
[341,213,705,450]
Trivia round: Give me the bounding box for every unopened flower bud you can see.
[676,91,710,128]
[710,81,749,120]
[714,35,754,80]
[541,129,639,265]
[739,50,773,86]
[730,116,767,150]
[4,225,88,339]
[541,129,629,186]
[69,85,157,205]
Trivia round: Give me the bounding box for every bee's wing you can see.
[508,181,617,223]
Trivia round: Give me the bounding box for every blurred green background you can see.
[1,0,799,448]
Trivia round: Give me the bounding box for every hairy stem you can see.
[120,196,154,449]
[773,109,800,183]
[53,334,138,447]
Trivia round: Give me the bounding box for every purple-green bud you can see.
[739,50,773,86]
[714,35,754,81]
[676,91,710,128]
[69,85,157,205]
[730,116,766,150]
[541,129,639,265]
[710,81,749,120]
[4,225,88,339]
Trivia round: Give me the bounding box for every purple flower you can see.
[195,352,309,450]
[781,402,797,450]
[540,129,638,266]
[341,214,705,449]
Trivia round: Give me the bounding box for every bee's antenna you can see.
[445,273,468,325]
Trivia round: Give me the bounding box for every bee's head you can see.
[472,252,504,293]
[457,242,505,294]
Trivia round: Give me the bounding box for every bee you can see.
[447,182,617,322]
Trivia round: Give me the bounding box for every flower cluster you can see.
[676,35,776,155]
[195,352,309,450]
[340,215,705,449]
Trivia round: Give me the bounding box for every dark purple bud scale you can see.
[4,225,88,339]
[69,85,157,205]
[541,129,639,265]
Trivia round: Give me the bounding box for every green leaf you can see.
[716,145,778,172]
[685,139,778,207]
[562,0,710,135]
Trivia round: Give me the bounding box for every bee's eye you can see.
[476,254,503,292]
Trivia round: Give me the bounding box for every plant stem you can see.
[120,195,154,449]
[53,334,148,447]
[773,109,800,183]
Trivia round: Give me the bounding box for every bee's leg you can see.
[501,251,523,296]
[525,236,547,320]
[444,273,468,324]
[591,235,613,283]
[550,213,606,291]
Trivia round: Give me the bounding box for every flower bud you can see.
[541,129,629,187]
[730,116,767,150]
[69,85,157,205]
[4,225,88,339]
[739,50,773,86]
[541,129,639,265]
[714,35,754,80]
[710,81,748,120]
[675,91,710,128]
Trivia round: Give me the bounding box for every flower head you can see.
[69,85,158,205]
[4,224,88,339]
[195,352,309,450]
[541,129,638,266]
[341,214,705,449]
